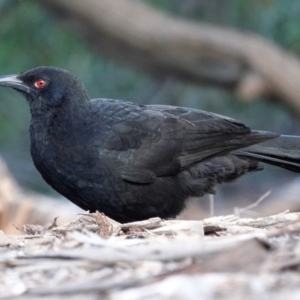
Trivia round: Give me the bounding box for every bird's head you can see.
[0,67,89,114]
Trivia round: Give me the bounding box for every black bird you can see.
[0,67,300,222]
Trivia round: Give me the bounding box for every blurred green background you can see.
[0,0,300,214]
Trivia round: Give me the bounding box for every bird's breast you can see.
[30,124,91,178]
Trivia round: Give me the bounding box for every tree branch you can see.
[40,0,300,115]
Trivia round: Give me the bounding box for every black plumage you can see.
[0,66,300,222]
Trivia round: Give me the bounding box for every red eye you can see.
[34,79,47,89]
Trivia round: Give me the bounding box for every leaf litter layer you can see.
[1,211,300,299]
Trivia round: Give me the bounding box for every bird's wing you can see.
[89,100,274,183]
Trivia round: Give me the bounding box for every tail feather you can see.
[234,135,300,172]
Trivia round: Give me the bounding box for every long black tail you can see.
[234,135,300,172]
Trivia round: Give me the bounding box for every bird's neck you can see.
[30,101,91,147]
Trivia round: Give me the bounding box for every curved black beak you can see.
[0,74,30,93]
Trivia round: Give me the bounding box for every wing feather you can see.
[88,100,273,183]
